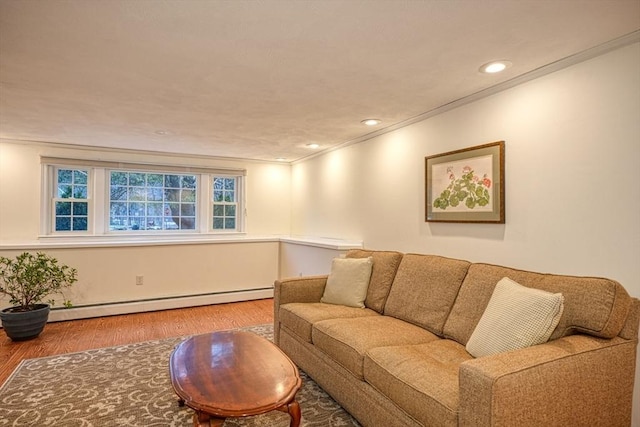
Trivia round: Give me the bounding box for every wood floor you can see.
[0,298,274,386]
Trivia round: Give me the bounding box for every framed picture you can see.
[425,141,504,223]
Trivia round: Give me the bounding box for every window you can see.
[42,158,245,236]
[53,168,89,232]
[109,171,197,231]
[212,177,237,230]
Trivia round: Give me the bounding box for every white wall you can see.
[279,241,348,279]
[0,141,291,241]
[0,141,291,309]
[291,42,640,421]
[292,42,640,292]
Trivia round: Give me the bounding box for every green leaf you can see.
[466,197,476,209]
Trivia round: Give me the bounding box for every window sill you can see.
[0,235,363,251]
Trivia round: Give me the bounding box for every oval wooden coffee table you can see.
[169,330,302,427]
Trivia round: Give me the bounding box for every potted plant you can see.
[0,252,78,341]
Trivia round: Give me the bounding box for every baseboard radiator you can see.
[43,288,274,323]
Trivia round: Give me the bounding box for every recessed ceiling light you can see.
[154,129,170,135]
[479,60,512,74]
[275,157,287,162]
[306,143,320,149]
[361,119,381,126]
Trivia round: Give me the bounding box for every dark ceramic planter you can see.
[0,303,50,341]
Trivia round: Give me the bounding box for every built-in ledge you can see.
[0,235,363,251]
[280,236,363,250]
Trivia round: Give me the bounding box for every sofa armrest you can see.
[274,275,328,306]
[273,275,328,344]
[459,334,637,427]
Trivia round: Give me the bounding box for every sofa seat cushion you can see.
[279,302,379,343]
[312,316,438,380]
[364,340,473,427]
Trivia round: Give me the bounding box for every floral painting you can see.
[431,155,493,212]
[425,141,504,223]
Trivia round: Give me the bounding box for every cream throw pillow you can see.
[466,277,564,358]
[321,257,373,308]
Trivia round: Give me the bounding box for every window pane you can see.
[130,188,145,201]
[56,201,71,215]
[73,217,88,231]
[129,173,145,186]
[181,189,196,202]
[180,217,196,230]
[128,202,144,216]
[224,205,236,216]
[181,203,195,216]
[110,217,128,230]
[224,178,235,190]
[224,191,234,202]
[182,176,196,188]
[111,202,127,216]
[73,202,88,216]
[213,177,224,190]
[56,217,71,231]
[111,172,127,185]
[165,175,180,188]
[213,218,224,229]
[58,169,72,184]
[167,203,179,216]
[111,186,128,200]
[213,205,224,216]
[225,218,235,229]
[73,170,88,185]
[147,217,163,229]
[165,188,179,201]
[148,174,163,187]
[146,203,163,216]
[147,188,163,201]
[164,219,179,230]
[73,185,87,199]
[58,185,73,198]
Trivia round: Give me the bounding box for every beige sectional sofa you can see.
[273,250,639,427]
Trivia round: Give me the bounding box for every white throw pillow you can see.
[466,277,564,358]
[321,257,373,308]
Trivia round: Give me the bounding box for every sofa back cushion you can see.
[346,249,404,313]
[443,263,632,345]
[383,254,471,335]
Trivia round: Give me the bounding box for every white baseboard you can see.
[46,288,274,323]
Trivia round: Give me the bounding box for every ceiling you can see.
[1,0,639,162]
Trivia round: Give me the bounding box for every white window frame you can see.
[211,175,243,232]
[43,165,93,235]
[41,157,246,238]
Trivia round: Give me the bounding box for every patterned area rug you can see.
[0,324,360,426]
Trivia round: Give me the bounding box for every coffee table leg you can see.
[276,400,301,427]
[193,411,225,427]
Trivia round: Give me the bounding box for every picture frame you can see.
[425,141,504,223]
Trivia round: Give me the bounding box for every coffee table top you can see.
[169,330,302,418]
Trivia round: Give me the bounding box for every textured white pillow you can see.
[321,257,373,308]
[466,277,564,358]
